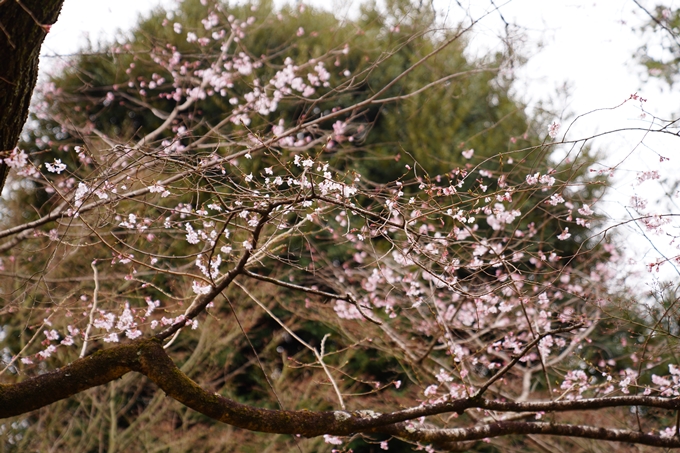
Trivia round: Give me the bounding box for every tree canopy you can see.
[1,1,679,452]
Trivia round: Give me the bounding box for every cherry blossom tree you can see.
[2,1,680,452]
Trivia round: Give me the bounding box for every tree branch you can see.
[375,420,680,449]
[3,337,680,449]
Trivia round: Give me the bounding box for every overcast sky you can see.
[40,0,680,282]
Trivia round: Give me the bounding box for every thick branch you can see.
[2,338,680,445]
[0,340,139,417]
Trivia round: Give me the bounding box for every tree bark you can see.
[0,0,64,194]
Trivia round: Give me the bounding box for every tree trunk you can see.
[0,0,64,194]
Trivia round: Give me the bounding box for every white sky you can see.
[40,0,680,283]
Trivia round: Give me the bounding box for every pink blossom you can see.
[547,194,565,206]
[539,174,555,186]
[45,159,67,174]
[526,172,539,185]
[332,121,346,139]
[94,312,116,331]
[126,329,142,339]
[185,223,200,244]
[548,120,560,139]
[3,148,28,169]
[578,204,593,216]
[116,303,136,331]
[192,281,212,295]
[323,435,342,445]
[148,182,170,197]
[636,170,660,185]
[37,345,57,359]
[202,12,219,30]
[630,195,647,211]
[103,333,119,343]
[74,182,90,208]
[424,384,438,397]
[660,427,677,438]
[619,377,631,394]
[145,298,160,317]
[44,329,59,341]
[557,228,571,240]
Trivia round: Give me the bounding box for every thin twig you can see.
[235,280,346,410]
[80,260,100,358]
[474,323,584,398]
